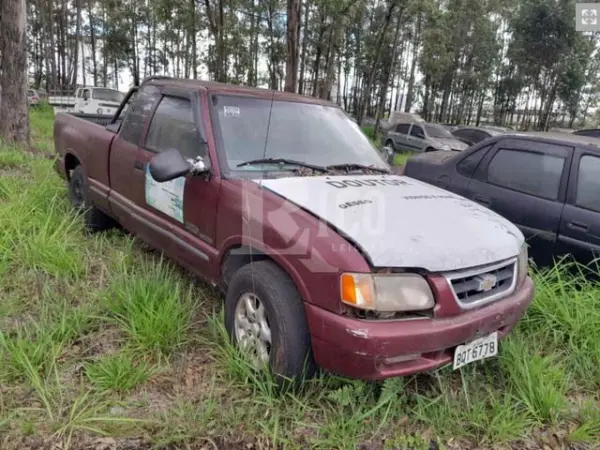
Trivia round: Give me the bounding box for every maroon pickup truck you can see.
[54,76,534,382]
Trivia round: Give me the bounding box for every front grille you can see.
[444,259,517,308]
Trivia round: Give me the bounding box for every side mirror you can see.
[149,148,192,182]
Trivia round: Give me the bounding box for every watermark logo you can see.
[576,3,600,31]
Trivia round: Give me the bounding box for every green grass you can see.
[85,352,157,393]
[0,109,599,448]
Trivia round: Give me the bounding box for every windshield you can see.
[211,95,389,172]
[424,124,454,139]
[92,88,124,103]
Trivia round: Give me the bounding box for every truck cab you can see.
[74,87,124,116]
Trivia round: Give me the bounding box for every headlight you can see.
[340,273,435,312]
[517,243,528,285]
[440,144,451,151]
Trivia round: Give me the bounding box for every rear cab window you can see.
[119,84,161,145]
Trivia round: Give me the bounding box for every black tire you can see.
[425,147,436,152]
[385,140,395,151]
[224,260,316,384]
[69,165,115,232]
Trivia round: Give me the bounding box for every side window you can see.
[119,85,160,145]
[486,148,565,200]
[453,129,472,142]
[575,155,600,212]
[145,95,205,161]
[395,123,410,134]
[457,144,492,177]
[473,131,490,142]
[81,89,90,100]
[410,125,424,137]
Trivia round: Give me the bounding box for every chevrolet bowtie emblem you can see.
[475,274,497,292]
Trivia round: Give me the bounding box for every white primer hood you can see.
[256,175,524,272]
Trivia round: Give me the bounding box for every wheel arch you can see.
[219,242,311,305]
[64,152,81,180]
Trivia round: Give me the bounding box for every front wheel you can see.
[224,261,315,384]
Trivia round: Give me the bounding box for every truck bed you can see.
[54,112,116,200]
[62,112,114,127]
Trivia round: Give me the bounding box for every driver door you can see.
[136,87,220,277]
[408,124,426,152]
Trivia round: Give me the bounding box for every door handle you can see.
[568,221,589,232]
[473,194,491,206]
[134,160,144,171]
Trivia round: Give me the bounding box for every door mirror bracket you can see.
[188,156,210,175]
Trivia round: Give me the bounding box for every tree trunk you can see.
[0,0,30,145]
[374,10,402,140]
[475,91,485,126]
[297,0,310,94]
[191,0,198,78]
[73,0,82,86]
[358,0,397,125]
[320,17,345,99]
[404,14,421,113]
[311,13,326,96]
[284,0,301,92]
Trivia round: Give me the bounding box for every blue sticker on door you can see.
[145,165,185,223]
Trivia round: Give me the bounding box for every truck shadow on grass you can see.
[0,143,598,450]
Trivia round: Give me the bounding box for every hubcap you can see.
[234,292,272,368]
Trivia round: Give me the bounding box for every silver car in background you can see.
[384,121,469,153]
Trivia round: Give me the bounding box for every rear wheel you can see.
[69,165,115,232]
[224,261,316,384]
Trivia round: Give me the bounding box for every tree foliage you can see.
[12,0,600,131]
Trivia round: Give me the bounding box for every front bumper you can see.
[306,276,534,380]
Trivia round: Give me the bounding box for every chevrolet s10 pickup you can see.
[54,76,535,382]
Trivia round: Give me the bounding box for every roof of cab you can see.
[142,76,336,107]
[499,131,600,150]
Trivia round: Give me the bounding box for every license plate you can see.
[453,332,498,370]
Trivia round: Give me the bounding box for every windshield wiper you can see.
[327,163,391,174]
[236,158,329,172]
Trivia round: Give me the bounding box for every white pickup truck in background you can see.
[48,87,125,116]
